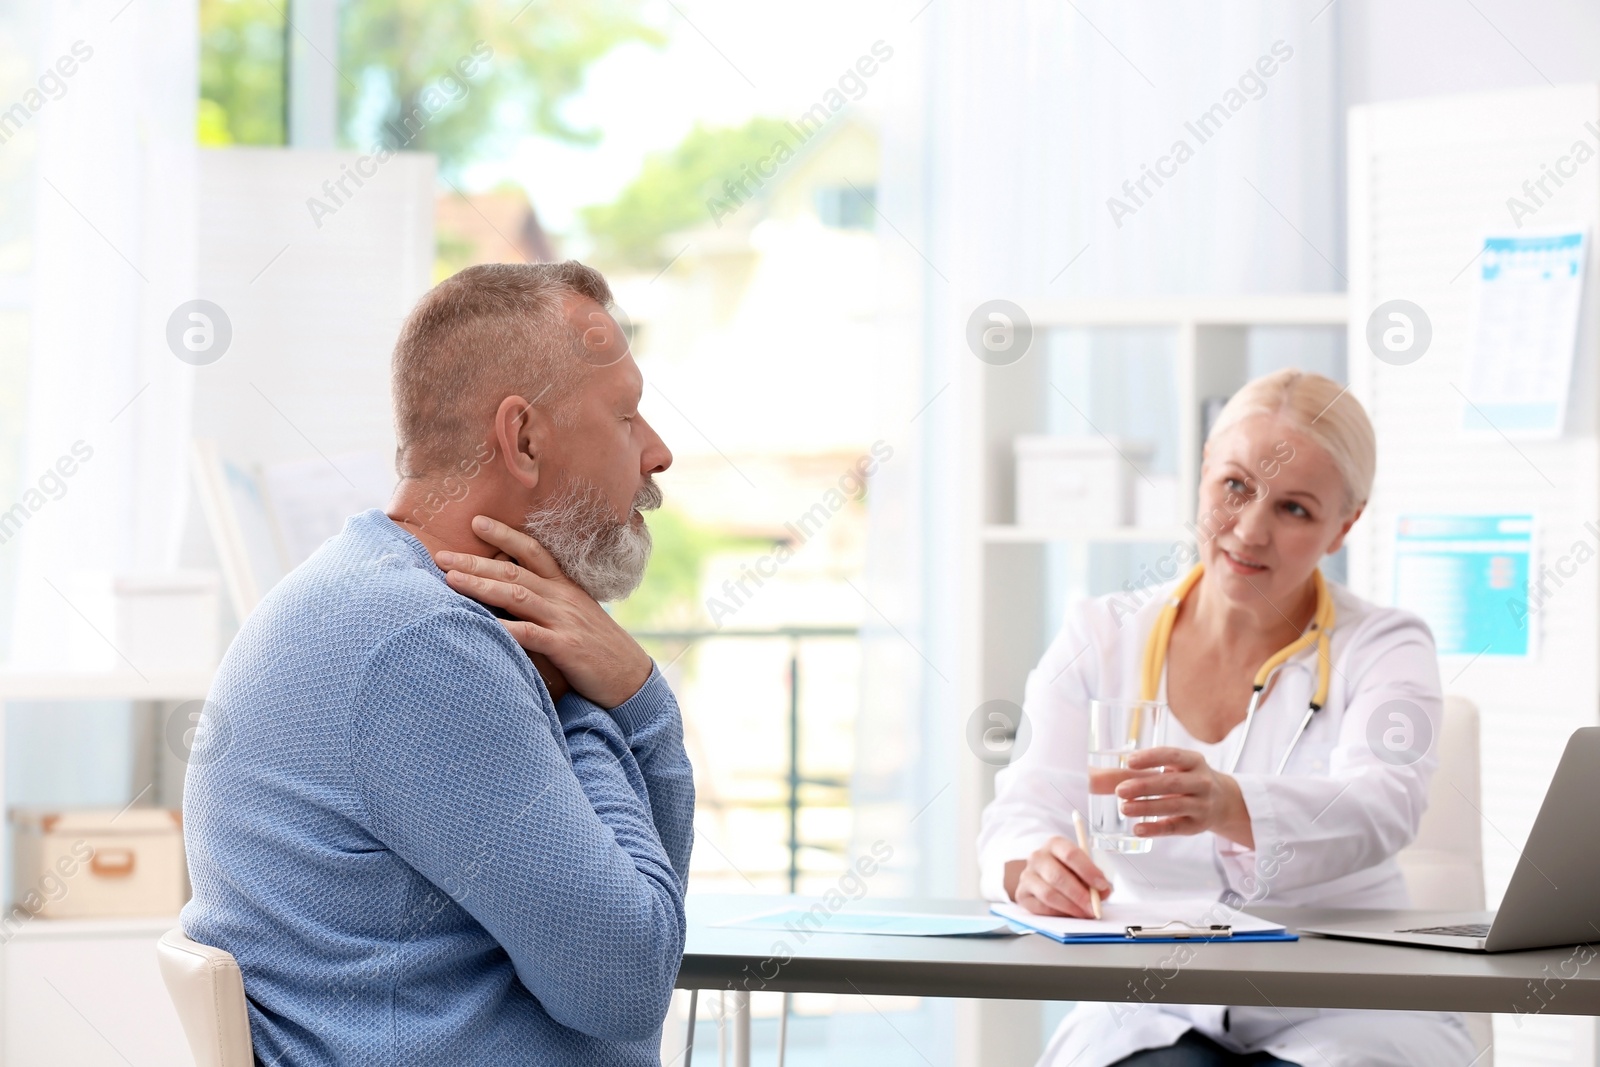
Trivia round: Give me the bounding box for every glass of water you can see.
[1086,699,1166,854]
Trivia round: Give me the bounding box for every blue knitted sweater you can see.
[182,509,695,1065]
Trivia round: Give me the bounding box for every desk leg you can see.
[776,992,789,1067]
[683,989,698,1067]
[730,990,750,1067]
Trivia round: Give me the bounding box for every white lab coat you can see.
[977,577,1478,1067]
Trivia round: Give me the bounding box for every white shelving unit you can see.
[0,672,214,704]
[0,671,211,1066]
[955,293,1347,1064]
[0,668,214,899]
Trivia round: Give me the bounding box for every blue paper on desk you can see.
[993,901,1297,944]
[720,908,1020,938]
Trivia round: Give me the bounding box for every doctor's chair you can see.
[1397,694,1492,1064]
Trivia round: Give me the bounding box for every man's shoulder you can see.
[277,510,466,619]
[222,510,517,687]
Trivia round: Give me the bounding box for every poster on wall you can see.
[1460,229,1586,438]
[1393,515,1534,659]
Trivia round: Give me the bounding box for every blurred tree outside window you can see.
[335,1,661,279]
[199,0,287,145]
[581,117,796,270]
[200,0,661,162]
[338,0,662,179]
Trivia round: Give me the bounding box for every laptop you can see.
[1300,727,1600,952]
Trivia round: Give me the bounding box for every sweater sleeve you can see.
[349,610,684,1043]
[557,664,695,890]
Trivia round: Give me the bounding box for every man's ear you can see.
[493,395,548,491]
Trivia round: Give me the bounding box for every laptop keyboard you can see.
[1397,923,1491,938]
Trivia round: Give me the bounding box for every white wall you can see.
[191,148,433,479]
[1339,9,1600,1065]
[181,148,434,608]
[1342,0,1600,108]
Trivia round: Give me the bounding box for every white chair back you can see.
[1397,694,1491,1063]
[156,927,256,1067]
[1398,695,1486,910]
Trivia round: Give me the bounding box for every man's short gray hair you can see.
[391,261,613,478]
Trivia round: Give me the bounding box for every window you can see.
[199,0,287,146]
[815,184,876,229]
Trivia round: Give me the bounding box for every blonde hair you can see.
[1206,369,1375,513]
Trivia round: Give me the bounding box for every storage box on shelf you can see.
[1013,435,1155,530]
[0,669,212,1066]
[0,669,210,914]
[11,808,188,921]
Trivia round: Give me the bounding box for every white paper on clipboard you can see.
[1460,228,1587,439]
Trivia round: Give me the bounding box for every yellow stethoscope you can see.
[1140,563,1335,775]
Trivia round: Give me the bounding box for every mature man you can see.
[182,261,693,1065]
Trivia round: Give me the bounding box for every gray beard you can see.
[522,476,661,602]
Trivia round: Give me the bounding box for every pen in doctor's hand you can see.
[1072,810,1102,920]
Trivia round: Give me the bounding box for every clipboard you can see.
[992,903,1298,944]
[1128,921,1237,940]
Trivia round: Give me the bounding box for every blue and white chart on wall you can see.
[1460,229,1586,438]
[1393,515,1534,658]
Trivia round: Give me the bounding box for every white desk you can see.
[682,895,1600,1065]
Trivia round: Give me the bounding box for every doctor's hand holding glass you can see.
[978,370,1479,1067]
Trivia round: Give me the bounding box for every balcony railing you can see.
[630,626,859,893]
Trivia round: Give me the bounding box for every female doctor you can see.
[977,370,1478,1067]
